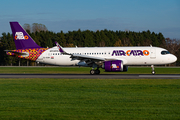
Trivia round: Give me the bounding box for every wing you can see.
[70,54,105,61]
[55,42,106,66]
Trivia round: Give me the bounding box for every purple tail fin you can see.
[10,22,42,49]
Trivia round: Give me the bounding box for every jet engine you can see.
[102,60,128,72]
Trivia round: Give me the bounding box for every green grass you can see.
[0,66,180,74]
[0,78,180,119]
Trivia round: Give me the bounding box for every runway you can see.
[0,74,180,79]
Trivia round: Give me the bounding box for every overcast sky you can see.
[0,0,180,39]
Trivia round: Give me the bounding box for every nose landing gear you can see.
[151,65,155,75]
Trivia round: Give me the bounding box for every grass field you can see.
[0,78,180,119]
[0,66,180,74]
[0,67,179,119]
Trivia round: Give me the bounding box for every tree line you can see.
[0,23,180,66]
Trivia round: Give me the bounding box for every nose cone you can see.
[171,55,177,63]
[172,55,177,62]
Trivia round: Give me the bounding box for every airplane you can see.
[5,22,177,75]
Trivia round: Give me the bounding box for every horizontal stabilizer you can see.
[5,50,29,57]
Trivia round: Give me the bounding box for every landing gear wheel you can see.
[90,70,95,75]
[90,69,100,75]
[152,70,155,75]
[95,69,100,75]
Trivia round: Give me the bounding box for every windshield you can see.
[161,51,170,55]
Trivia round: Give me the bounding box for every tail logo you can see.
[15,32,28,40]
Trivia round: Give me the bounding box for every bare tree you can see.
[114,39,123,46]
[32,23,48,33]
[142,39,152,46]
[99,41,105,47]
[122,38,132,46]
[165,38,180,55]
[23,24,31,32]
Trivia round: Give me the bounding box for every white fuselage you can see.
[36,46,177,66]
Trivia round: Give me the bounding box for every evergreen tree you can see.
[46,38,53,48]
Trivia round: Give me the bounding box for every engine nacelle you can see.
[102,60,128,72]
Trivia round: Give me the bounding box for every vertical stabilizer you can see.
[10,22,41,49]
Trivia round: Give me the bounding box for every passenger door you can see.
[150,48,156,59]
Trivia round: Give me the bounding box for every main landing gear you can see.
[90,63,100,75]
[151,65,155,75]
[90,68,100,75]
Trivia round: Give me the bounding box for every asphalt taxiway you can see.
[0,74,180,79]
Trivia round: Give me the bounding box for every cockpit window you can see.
[161,51,170,55]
